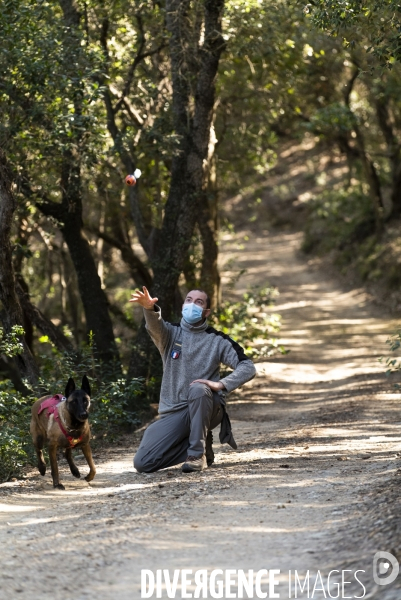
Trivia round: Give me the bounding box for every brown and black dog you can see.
[30,376,96,490]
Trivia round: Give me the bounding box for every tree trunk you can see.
[38,151,121,371]
[198,121,221,307]
[0,357,30,394]
[344,66,384,233]
[128,0,225,379]
[374,91,401,219]
[0,150,39,384]
[62,218,120,367]
[353,122,384,234]
[198,192,220,308]
[390,164,401,218]
[60,242,82,345]
[150,0,226,312]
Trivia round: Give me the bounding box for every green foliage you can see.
[381,330,401,389]
[0,382,33,482]
[218,0,312,187]
[0,326,33,481]
[210,286,288,358]
[306,103,355,137]
[0,325,24,356]
[308,0,401,67]
[302,185,374,256]
[87,378,144,438]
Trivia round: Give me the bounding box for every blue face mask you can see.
[182,303,204,324]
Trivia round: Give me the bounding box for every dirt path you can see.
[1,229,401,600]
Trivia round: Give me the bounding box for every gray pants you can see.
[134,383,223,473]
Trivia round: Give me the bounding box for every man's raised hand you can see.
[129,286,158,310]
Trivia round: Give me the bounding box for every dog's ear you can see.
[81,375,91,397]
[65,378,76,399]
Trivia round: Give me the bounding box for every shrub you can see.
[0,324,24,356]
[210,285,288,359]
[302,186,375,256]
[0,382,33,482]
[381,329,401,390]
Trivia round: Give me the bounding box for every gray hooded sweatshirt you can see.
[144,306,256,415]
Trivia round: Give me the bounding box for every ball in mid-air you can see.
[125,168,142,186]
[125,174,136,186]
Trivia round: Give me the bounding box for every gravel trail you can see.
[1,229,401,600]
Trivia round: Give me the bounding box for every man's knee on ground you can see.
[188,382,212,400]
[133,450,153,473]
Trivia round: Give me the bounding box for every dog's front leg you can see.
[81,444,96,482]
[49,444,65,490]
[33,434,46,476]
[65,448,81,478]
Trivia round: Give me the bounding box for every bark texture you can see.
[0,150,39,384]
[340,66,384,234]
[375,91,401,220]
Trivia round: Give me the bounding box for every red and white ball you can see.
[125,168,142,186]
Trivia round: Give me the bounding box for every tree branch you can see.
[108,302,138,331]
[114,44,167,115]
[112,13,167,115]
[344,64,360,106]
[18,176,65,222]
[15,275,75,353]
[85,225,153,288]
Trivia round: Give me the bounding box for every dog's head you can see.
[64,376,91,422]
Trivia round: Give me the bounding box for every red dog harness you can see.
[38,394,83,448]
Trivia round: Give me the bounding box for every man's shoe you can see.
[206,430,214,467]
[182,455,207,473]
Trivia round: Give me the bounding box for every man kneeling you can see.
[130,287,256,473]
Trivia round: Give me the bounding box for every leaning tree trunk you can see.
[353,123,384,234]
[128,0,226,379]
[198,192,220,307]
[38,150,121,370]
[198,121,221,307]
[374,91,401,220]
[390,163,401,218]
[0,150,39,385]
[344,66,384,234]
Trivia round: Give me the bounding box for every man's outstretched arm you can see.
[130,286,171,353]
[130,286,158,310]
